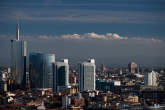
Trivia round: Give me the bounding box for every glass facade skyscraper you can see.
[79,59,96,91]
[11,23,27,87]
[29,53,55,89]
[53,59,69,92]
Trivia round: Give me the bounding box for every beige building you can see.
[128,62,138,73]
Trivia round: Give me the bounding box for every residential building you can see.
[144,70,158,86]
[79,59,96,91]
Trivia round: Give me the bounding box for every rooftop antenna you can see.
[16,20,20,40]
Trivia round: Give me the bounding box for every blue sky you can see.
[0,0,165,66]
[0,0,165,37]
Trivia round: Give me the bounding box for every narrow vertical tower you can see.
[11,22,27,89]
[16,22,19,40]
[53,59,69,92]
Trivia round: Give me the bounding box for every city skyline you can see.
[0,0,165,66]
[0,1,165,109]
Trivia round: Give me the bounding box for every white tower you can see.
[79,59,96,91]
[144,71,158,86]
[16,22,19,40]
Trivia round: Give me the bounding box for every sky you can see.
[0,0,165,66]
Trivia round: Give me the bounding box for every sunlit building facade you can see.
[144,70,158,86]
[79,59,96,91]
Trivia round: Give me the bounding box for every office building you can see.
[101,64,106,73]
[62,95,71,108]
[29,53,55,89]
[128,62,138,73]
[79,59,96,91]
[96,80,121,92]
[11,23,27,88]
[54,59,69,92]
[0,71,8,92]
[144,70,158,86]
[120,68,123,75]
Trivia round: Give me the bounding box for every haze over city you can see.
[0,0,165,66]
[1,0,165,110]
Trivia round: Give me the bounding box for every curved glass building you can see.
[29,53,55,89]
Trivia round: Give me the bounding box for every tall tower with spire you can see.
[11,22,27,89]
[16,22,19,40]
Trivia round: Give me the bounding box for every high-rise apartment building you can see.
[79,59,96,91]
[144,70,158,86]
[11,23,27,88]
[29,53,55,89]
[53,59,69,92]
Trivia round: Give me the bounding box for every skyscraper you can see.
[144,70,158,86]
[29,53,55,89]
[11,23,27,88]
[79,59,96,91]
[128,62,138,73]
[53,59,69,92]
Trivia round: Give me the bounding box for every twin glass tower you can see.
[11,23,27,88]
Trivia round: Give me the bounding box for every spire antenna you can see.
[16,21,20,40]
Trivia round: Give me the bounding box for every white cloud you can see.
[83,32,128,40]
[85,32,106,39]
[60,34,82,40]
[0,33,163,44]
[111,33,128,40]
[55,32,129,40]
[43,32,162,43]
